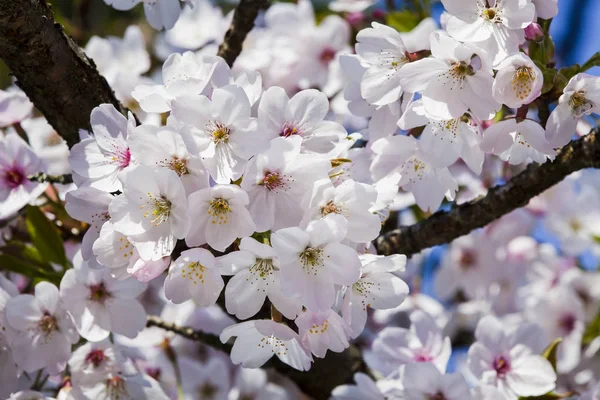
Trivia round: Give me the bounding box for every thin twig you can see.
[146,315,232,353]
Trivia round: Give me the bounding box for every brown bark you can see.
[376,128,600,257]
[0,0,129,148]
[217,0,270,67]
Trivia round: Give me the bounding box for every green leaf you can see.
[581,52,600,72]
[542,338,562,371]
[534,61,558,95]
[0,254,61,285]
[25,206,68,267]
[583,308,600,345]
[386,10,420,32]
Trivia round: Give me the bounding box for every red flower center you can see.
[85,349,107,367]
[4,168,25,188]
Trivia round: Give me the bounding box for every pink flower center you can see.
[319,47,336,65]
[559,314,577,334]
[413,348,434,362]
[85,349,107,367]
[493,355,511,378]
[261,171,285,191]
[110,147,131,168]
[145,367,161,380]
[3,167,25,189]
[280,122,300,138]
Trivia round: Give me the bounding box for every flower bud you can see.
[525,23,544,42]
[345,11,364,27]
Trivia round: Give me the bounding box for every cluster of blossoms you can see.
[1,0,600,398]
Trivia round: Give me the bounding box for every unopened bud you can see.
[345,11,364,27]
[525,23,544,42]
[372,9,386,21]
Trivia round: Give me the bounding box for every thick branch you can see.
[0,0,129,148]
[217,0,269,67]
[147,315,367,400]
[376,129,600,257]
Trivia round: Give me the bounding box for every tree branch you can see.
[376,129,600,257]
[146,315,368,400]
[28,173,73,185]
[146,315,232,353]
[0,0,130,148]
[217,0,270,67]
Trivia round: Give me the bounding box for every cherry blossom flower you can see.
[442,0,535,65]
[179,356,231,400]
[532,0,559,19]
[355,22,409,106]
[480,118,555,164]
[78,371,170,400]
[369,310,452,376]
[241,136,330,232]
[60,252,148,341]
[545,73,600,148]
[85,26,150,103]
[162,0,229,54]
[109,166,189,260]
[65,187,113,262]
[103,0,182,30]
[492,53,544,108]
[467,315,557,399]
[542,181,600,256]
[69,104,135,192]
[296,309,352,358]
[271,215,361,312]
[370,135,458,212]
[401,362,471,400]
[20,117,70,176]
[164,248,224,306]
[0,275,19,399]
[398,32,500,120]
[68,339,128,386]
[219,237,302,320]
[128,125,209,195]
[331,372,402,400]
[186,184,255,252]
[228,368,289,400]
[0,133,47,219]
[133,52,221,113]
[471,385,506,400]
[398,100,485,174]
[258,87,347,156]
[301,178,381,243]
[220,319,312,370]
[342,254,409,339]
[0,88,33,127]
[93,221,172,282]
[4,282,79,374]
[7,392,55,400]
[170,85,265,183]
[527,287,586,373]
